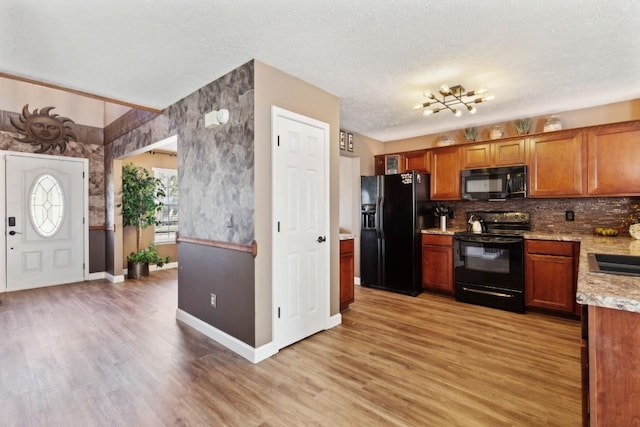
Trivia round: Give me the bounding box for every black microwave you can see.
[461,165,527,201]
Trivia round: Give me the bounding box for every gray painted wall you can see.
[178,242,255,345]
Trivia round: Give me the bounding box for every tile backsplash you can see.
[443,197,637,234]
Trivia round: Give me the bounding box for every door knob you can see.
[8,230,22,235]
[317,236,326,243]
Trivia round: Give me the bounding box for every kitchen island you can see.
[574,234,640,427]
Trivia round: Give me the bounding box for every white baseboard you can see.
[326,313,342,329]
[176,309,278,364]
[355,276,361,285]
[88,272,106,281]
[106,273,125,283]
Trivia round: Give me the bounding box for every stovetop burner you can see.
[460,211,531,236]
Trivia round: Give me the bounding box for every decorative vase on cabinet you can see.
[489,125,504,140]
[543,116,562,132]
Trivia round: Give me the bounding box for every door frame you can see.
[111,134,178,280]
[0,150,89,292]
[271,106,331,350]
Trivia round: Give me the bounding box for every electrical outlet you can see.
[565,210,575,221]
[210,293,217,308]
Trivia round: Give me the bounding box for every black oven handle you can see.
[455,236,522,244]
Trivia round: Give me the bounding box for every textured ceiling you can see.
[1,1,639,142]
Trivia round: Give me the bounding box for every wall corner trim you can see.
[326,313,342,329]
[176,309,277,364]
[105,273,126,283]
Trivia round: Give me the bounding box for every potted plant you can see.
[120,163,170,278]
[513,118,532,135]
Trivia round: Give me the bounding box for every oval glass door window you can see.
[30,174,65,237]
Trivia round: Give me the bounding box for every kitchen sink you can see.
[588,253,640,277]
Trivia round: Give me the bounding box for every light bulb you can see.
[475,88,488,95]
[423,109,434,116]
[453,108,462,117]
[440,84,451,95]
[423,90,434,98]
[482,95,495,102]
[413,104,424,110]
[468,105,477,114]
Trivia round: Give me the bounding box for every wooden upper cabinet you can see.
[528,130,585,197]
[430,146,461,200]
[404,149,430,173]
[587,123,640,196]
[462,139,526,169]
[374,155,385,175]
[462,143,492,168]
[494,139,526,166]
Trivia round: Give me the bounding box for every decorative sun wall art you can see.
[10,104,77,154]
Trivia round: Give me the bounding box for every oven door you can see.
[454,235,524,290]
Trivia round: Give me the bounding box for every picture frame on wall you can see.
[339,130,346,150]
[347,133,354,152]
[385,154,399,174]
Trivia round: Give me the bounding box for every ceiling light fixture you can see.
[414,84,494,117]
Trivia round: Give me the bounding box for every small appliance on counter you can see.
[454,211,531,313]
[468,214,486,234]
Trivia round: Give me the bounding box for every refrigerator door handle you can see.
[378,196,385,238]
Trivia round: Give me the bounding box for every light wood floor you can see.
[0,270,581,426]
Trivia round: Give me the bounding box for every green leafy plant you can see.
[514,118,532,135]
[120,163,170,264]
[463,127,478,142]
[127,243,170,267]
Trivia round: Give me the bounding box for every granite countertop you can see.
[421,228,461,235]
[575,235,640,313]
[419,228,640,313]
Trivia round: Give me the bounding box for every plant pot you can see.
[128,261,149,279]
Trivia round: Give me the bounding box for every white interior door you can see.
[6,153,86,291]
[272,107,330,350]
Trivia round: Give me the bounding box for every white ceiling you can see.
[1,1,639,142]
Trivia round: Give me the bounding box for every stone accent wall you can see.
[444,197,634,234]
[0,125,105,226]
[106,60,255,245]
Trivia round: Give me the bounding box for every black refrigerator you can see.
[360,171,432,296]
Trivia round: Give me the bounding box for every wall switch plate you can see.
[211,293,217,308]
[565,210,575,221]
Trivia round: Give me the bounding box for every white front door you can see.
[272,107,330,350]
[5,153,87,291]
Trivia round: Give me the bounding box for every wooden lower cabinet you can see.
[421,234,453,293]
[339,239,355,311]
[585,304,640,426]
[525,239,580,315]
